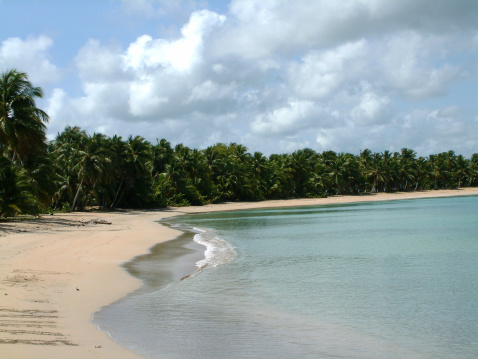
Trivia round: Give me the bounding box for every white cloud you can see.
[351,92,391,125]
[214,0,478,60]
[187,80,236,103]
[0,35,60,84]
[251,100,325,136]
[289,32,461,104]
[122,10,225,74]
[46,88,92,137]
[396,108,474,155]
[313,106,476,155]
[128,80,168,116]
[76,40,126,82]
[288,40,367,100]
[379,31,459,100]
[40,0,478,156]
[212,0,374,59]
[64,9,228,123]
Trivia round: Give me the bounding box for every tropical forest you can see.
[1,69,478,217]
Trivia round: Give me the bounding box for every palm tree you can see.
[397,148,416,191]
[359,149,374,192]
[413,157,430,190]
[54,128,111,211]
[111,136,152,208]
[429,154,448,189]
[22,151,57,208]
[50,127,87,210]
[69,136,110,211]
[152,139,174,177]
[468,154,478,187]
[325,152,358,195]
[250,151,270,199]
[0,69,49,162]
[288,149,318,197]
[0,157,42,217]
[453,155,469,188]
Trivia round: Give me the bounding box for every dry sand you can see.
[1,188,477,358]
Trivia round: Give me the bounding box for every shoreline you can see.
[1,188,478,358]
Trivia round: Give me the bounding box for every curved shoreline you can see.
[1,188,477,358]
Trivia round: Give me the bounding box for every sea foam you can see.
[192,227,237,269]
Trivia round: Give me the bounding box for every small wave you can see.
[192,227,237,269]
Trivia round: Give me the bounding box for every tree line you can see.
[1,69,478,217]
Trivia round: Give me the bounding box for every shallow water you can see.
[94,196,478,359]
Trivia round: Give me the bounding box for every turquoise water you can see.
[94,196,478,358]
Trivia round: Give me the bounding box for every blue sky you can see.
[1,0,478,156]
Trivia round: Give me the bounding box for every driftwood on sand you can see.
[92,219,112,225]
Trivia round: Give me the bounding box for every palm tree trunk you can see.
[110,175,124,209]
[70,175,84,212]
[84,180,97,208]
[112,183,128,209]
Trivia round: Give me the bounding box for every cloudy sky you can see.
[1,0,478,156]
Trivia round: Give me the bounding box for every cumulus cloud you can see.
[211,0,478,60]
[379,31,459,100]
[46,88,91,137]
[63,9,227,123]
[289,33,461,104]
[351,92,391,125]
[0,35,60,83]
[313,105,476,155]
[288,41,367,100]
[76,40,126,82]
[251,100,325,136]
[40,0,478,155]
[123,10,225,74]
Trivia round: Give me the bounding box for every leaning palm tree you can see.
[69,134,111,212]
[0,69,49,162]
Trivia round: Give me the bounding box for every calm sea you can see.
[94,196,478,359]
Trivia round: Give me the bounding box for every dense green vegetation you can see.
[1,69,477,217]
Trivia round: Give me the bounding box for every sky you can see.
[1,0,478,156]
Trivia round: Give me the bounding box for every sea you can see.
[93,195,478,359]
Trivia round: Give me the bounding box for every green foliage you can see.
[0,157,43,217]
[1,69,478,217]
[0,69,49,217]
[4,121,478,216]
[0,69,48,162]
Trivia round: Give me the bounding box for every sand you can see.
[1,188,477,358]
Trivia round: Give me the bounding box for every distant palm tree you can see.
[454,155,469,188]
[468,154,478,187]
[397,148,417,191]
[0,69,49,162]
